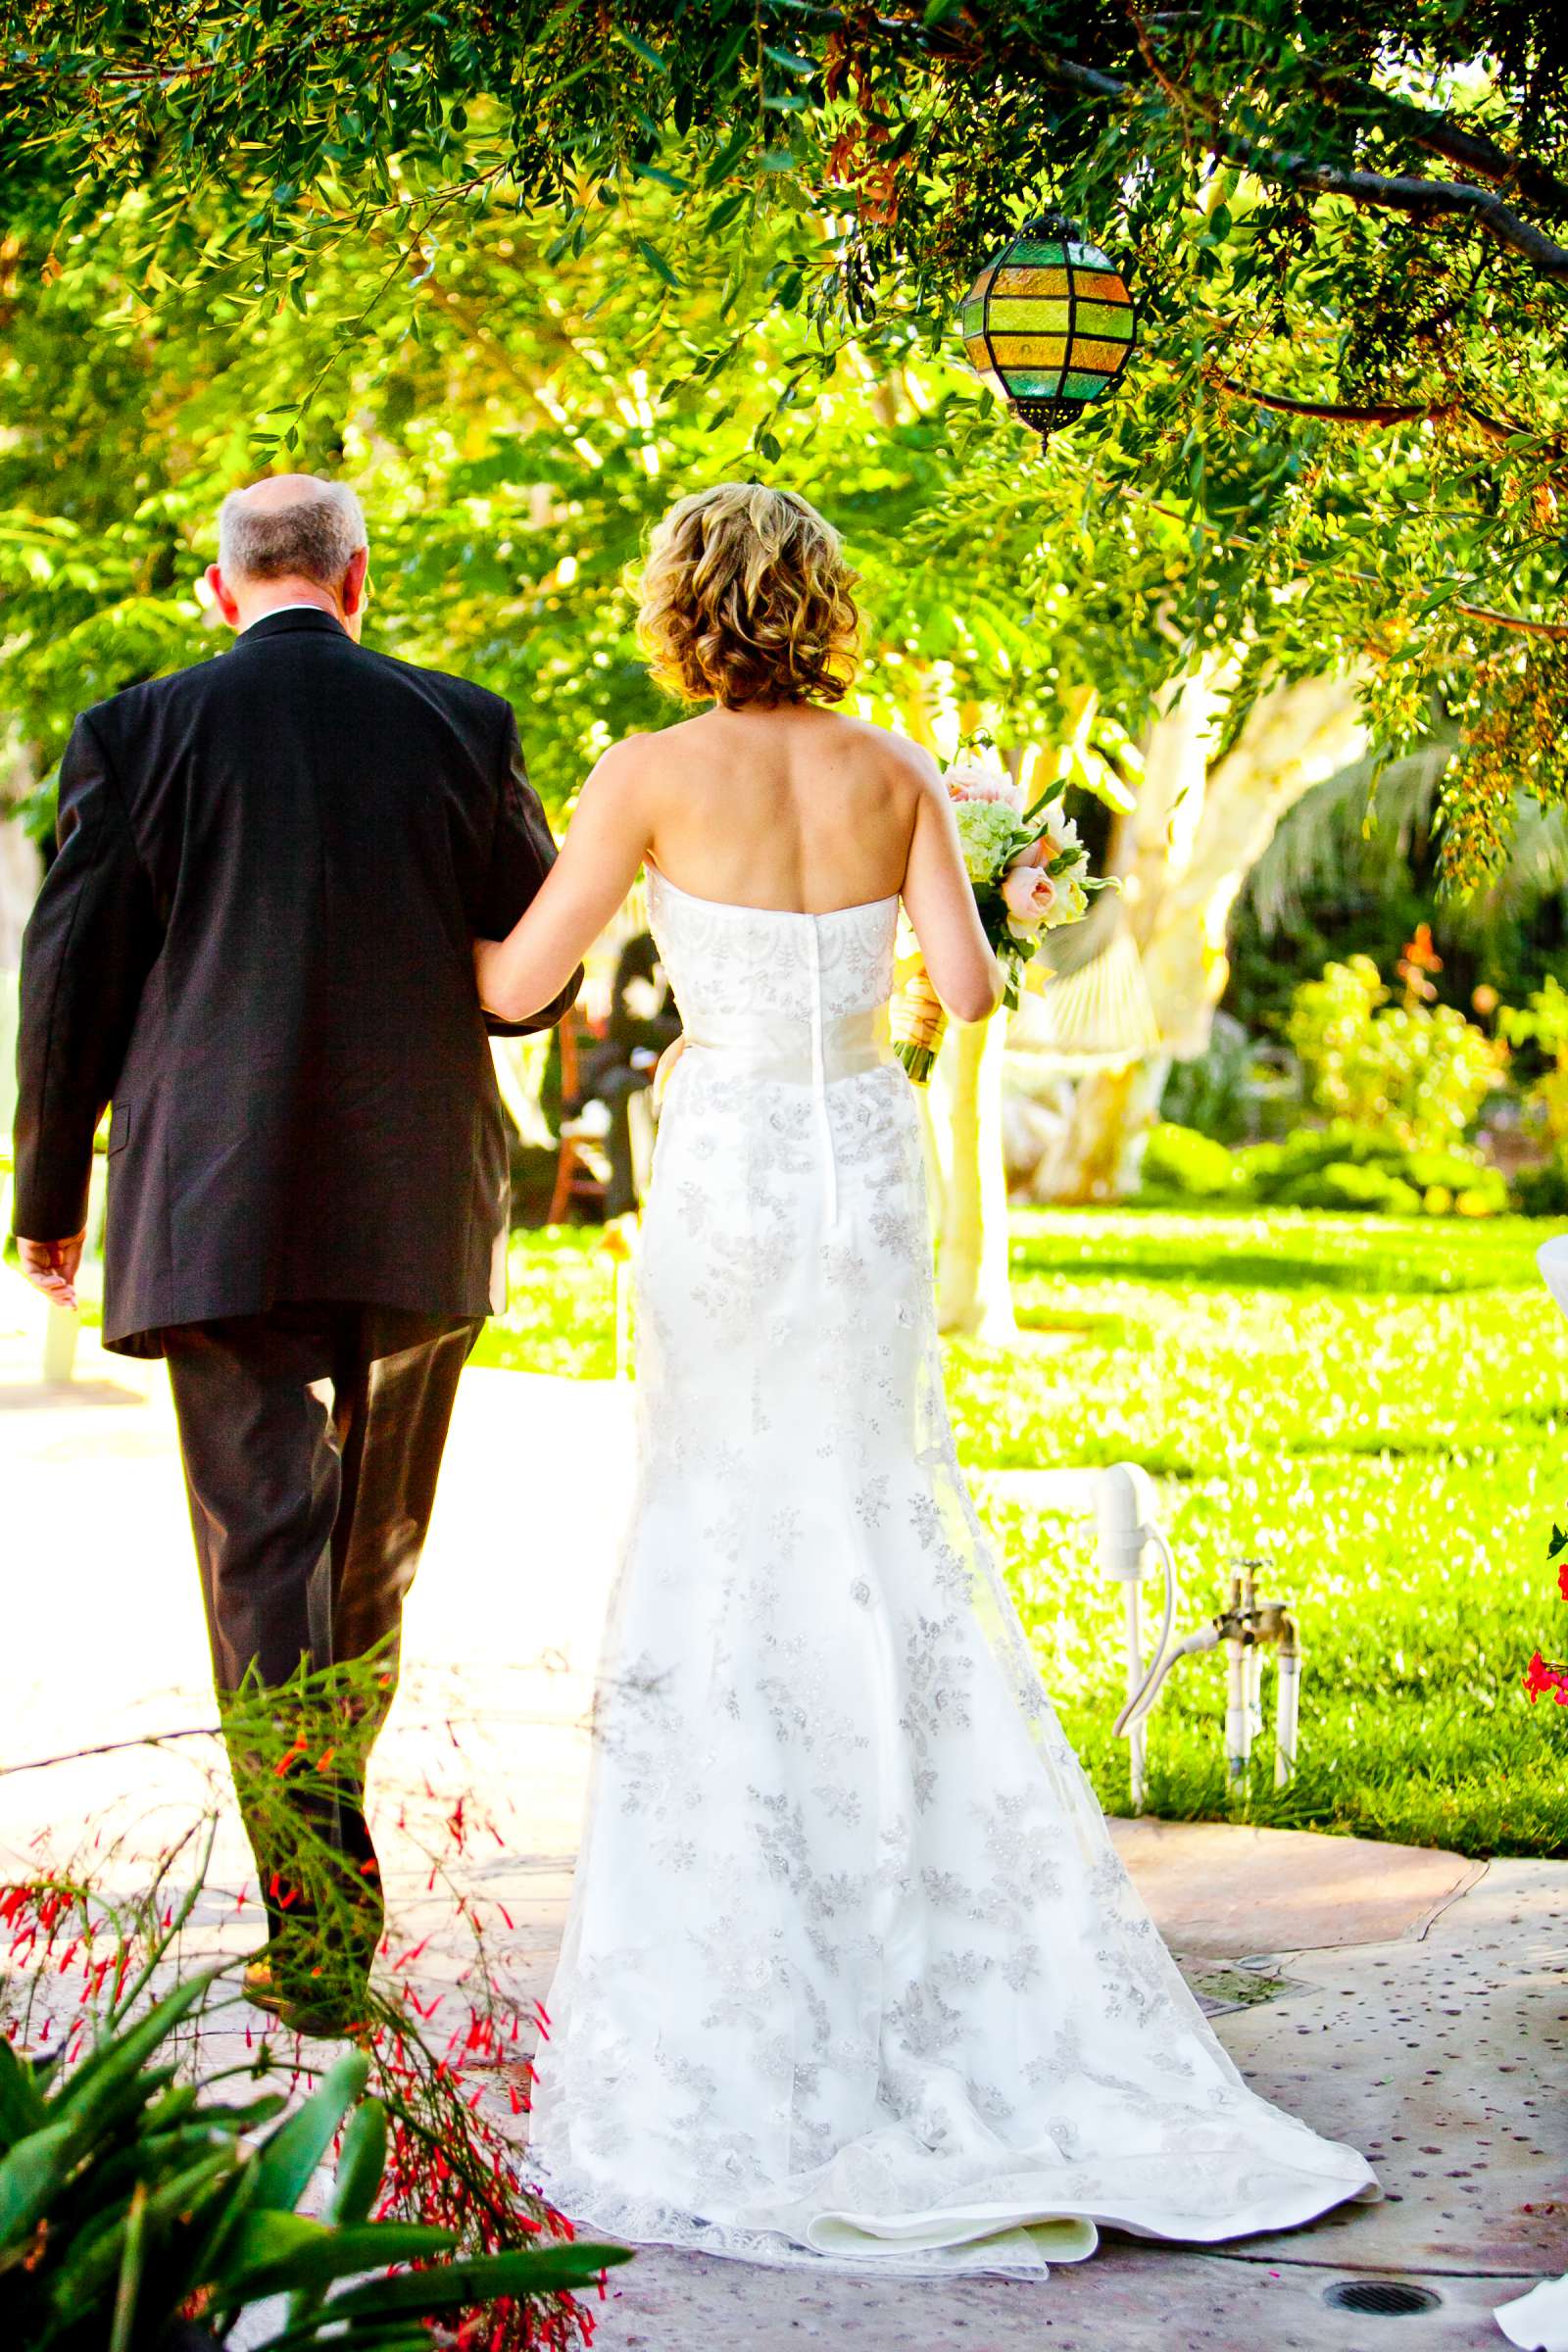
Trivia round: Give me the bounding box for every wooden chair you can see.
[548,1015,612,1225]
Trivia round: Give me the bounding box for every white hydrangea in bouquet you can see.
[891,761,1111,1083]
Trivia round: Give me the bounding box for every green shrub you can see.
[1402,1151,1510,1217]
[1287,954,1505,1151]
[1270,1158,1423,1215]
[1233,1122,1507,1217]
[1159,1014,1258,1145]
[1237,1122,1387,1190]
[1518,1146,1568,1218]
[1139,1121,1240,1198]
[1502,977,1568,1149]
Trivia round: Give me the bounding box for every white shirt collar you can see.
[241,602,340,630]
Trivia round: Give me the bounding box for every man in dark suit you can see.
[11,474,579,2029]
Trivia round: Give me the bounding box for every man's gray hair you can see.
[217,479,368,585]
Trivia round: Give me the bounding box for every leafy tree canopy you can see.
[2,1,1566,877]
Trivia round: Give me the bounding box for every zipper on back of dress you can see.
[805,916,837,1229]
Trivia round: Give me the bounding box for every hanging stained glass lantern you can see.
[959,212,1137,442]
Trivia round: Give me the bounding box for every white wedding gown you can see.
[527,869,1377,2274]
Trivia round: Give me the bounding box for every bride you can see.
[474,482,1376,2275]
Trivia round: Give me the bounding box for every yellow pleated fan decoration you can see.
[1014,928,1162,1070]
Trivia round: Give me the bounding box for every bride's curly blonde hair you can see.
[637,483,861,708]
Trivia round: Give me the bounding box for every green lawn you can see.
[478,1210,1568,1858]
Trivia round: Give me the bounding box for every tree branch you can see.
[773,3,1568,282]
[1453,602,1568,641]
[1302,66,1568,220]
[1115,8,1568,280]
[1207,370,1530,448]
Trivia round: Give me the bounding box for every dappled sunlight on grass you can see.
[473,1229,619,1382]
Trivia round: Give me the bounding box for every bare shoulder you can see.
[813,708,941,791]
[871,724,944,801]
[589,716,709,789]
[579,728,664,798]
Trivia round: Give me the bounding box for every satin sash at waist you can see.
[684,1005,892,1086]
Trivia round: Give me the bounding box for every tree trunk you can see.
[933,1010,1016,1342]
[1048,1056,1172,1203]
[1047,669,1367,1200]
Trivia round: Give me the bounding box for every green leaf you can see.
[0,2042,48,2154]
[710,21,752,77]
[0,2122,75,2247]
[221,2213,456,2305]
[46,2148,238,2312]
[323,2241,634,2319]
[630,161,690,193]
[704,120,754,188]
[108,2182,147,2352]
[762,44,815,77]
[53,1972,213,2138]
[614,26,669,74]
[636,237,682,290]
[250,2050,368,2214]
[326,2097,386,2230]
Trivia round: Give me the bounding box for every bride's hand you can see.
[652,1035,687,1113]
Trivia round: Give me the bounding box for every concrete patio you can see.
[2,1286,1564,2349]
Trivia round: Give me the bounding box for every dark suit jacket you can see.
[12,608,580,1356]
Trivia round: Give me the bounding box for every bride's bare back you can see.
[636,702,923,915]
[475,704,1001,1029]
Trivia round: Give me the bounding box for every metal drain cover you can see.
[1323,2278,1443,2317]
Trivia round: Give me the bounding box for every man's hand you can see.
[15,1232,86,1313]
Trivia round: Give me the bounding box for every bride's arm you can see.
[899,760,1005,1025]
[474,744,654,1024]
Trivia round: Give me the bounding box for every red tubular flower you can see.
[1523,1649,1568,1703]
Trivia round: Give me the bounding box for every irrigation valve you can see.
[1102,1485,1302,1803]
[1217,1561,1301,1792]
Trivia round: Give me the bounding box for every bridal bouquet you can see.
[892,762,1110,1083]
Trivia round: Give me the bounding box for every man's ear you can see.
[341,545,369,616]
[206,564,242,628]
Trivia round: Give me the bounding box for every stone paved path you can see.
[3,1290,1564,2349]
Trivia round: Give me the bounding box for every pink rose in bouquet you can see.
[946,763,1026,813]
[1000,840,1059,932]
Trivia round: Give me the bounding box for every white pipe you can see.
[1224,1637,1250,1784]
[1276,1649,1301,1788]
[1245,1642,1265,1752]
[1111,1526,1180,1739]
[1115,1616,1218,1736]
[1124,1580,1145,1812]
